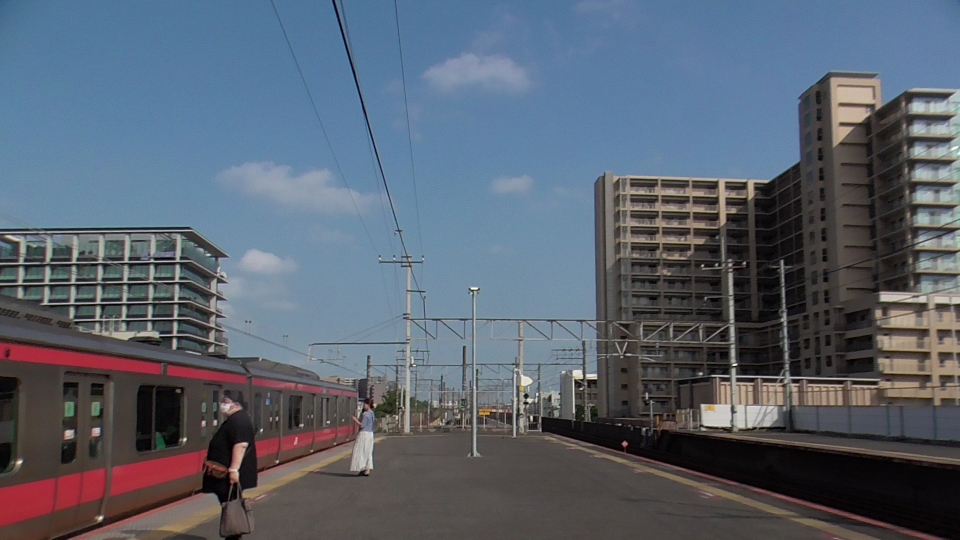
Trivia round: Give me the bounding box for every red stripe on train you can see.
[0,341,161,375]
[110,451,202,496]
[0,478,56,527]
[167,365,246,384]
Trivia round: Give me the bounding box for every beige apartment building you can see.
[595,72,960,417]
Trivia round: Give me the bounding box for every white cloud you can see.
[423,53,532,94]
[491,175,534,195]
[238,249,298,275]
[220,275,298,313]
[216,161,378,215]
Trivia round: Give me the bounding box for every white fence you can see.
[793,406,960,442]
[699,404,785,429]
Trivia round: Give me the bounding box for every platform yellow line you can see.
[135,440,383,540]
[545,436,877,540]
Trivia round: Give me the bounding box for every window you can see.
[820,208,826,222]
[822,248,828,262]
[103,266,123,281]
[0,267,16,282]
[23,287,43,301]
[136,385,183,452]
[75,286,96,301]
[823,269,829,283]
[128,305,148,318]
[817,148,823,161]
[128,285,148,301]
[817,127,823,141]
[825,334,832,346]
[78,237,99,260]
[154,321,173,334]
[803,339,810,350]
[154,284,174,299]
[288,395,304,431]
[253,393,263,435]
[0,377,19,474]
[304,396,315,431]
[102,285,122,300]
[74,306,96,319]
[815,90,822,105]
[816,108,822,121]
[155,265,176,279]
[129,240,149,261]
[812,273,818,285]
[821,228,827,242]
[804,112,812,127]
[90,384,104,459]
[104,239,125,260]
[129,265,150,281]
[810,231,816,243]
[809,213,815,225]
[806,151,813,165]
[620,384,629,390]
[813,291,819,305]
[62,383,79,464]
[77,266,97,281]
[825,356,833,367]
[49,286,70,303]
[804,358,811,369]
[810,251,816,265]
[818,168,824,181]
[23,267,44,282]
[819,188,825,201]
[805,132,813,148]
[824,290,830,303]
[51,266,72,282]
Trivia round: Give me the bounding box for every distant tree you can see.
[374,389,430,418]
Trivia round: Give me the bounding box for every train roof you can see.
[234,357,356,392]
[0,316,354,392]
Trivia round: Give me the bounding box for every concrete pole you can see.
[953,305,959,406]
[779,260,793,430]
[512,367,518,438]
[537,363,543,423]
[722,235,739,432]
[365,355,372,401]
[582,340,590,422]
[469,288,480,457]
[403,255,412,434]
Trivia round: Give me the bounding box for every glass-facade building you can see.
[0,228,228,356]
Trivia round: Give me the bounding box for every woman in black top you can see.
[202,392,257,540]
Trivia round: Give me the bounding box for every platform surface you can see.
[698,430,960,465]
[75,432,933,540]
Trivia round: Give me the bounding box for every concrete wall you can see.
[794,405,960,442]
[699,404,785,429]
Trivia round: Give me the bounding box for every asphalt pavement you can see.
[175,432,922,540]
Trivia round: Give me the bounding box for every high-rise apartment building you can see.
[595,72,960,416]
[0,228,229,356]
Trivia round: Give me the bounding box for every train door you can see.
[52,373,111,536]
[305,394,316,452]
[200,384,222,442]
[334,396,348,444]
[267,391,283,464]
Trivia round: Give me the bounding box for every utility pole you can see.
[379,255,423,435]
[537,363,543,425]
[468,287,481,457]
[365,355,372,401]
[512,366,518,438]
[777,260,794,430]
[461,345,468,429]
[705,235,745,432]
[723,235,740,432]
[517,322,524,433]
[581,340,590,422]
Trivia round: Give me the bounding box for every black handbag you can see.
[219,483,254,537]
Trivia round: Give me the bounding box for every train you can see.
[0,302,359,540]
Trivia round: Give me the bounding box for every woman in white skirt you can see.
[350,399,375,476]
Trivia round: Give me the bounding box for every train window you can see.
[136,385,183,452]
[287,395,303,431]
[253,393,263,435]
[0,377,19,474]
[62,383,79,464]
[89,383,104,459]
[211,390,220,429]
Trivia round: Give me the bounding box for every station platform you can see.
[697,430,960,466]
[76,432,931,540]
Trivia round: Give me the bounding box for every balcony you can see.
[630,218,658,226]
[662,187,688,195]
[661,203,690,212]
[662,219,689,227]
[876,338,929,352]
[630,202,658,210]
[662,251,689,259]
[725,190,747,198]
[632,250,659,259]
[692,188,718,196]
[692,220,719,228]
[692,204,718,212]
[908,171,960,184]
[878,358,930,374]
[662,235,689,243]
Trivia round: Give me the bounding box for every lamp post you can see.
[468,287,481,457]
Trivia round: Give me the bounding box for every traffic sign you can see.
[479,409,492,417]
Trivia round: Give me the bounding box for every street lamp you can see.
[468,286,481,458]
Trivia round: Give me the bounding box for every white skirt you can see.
[350,431,374,472]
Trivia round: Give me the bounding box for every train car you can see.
[0,309,357,540]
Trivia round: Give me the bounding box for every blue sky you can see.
[2,1,959,390]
